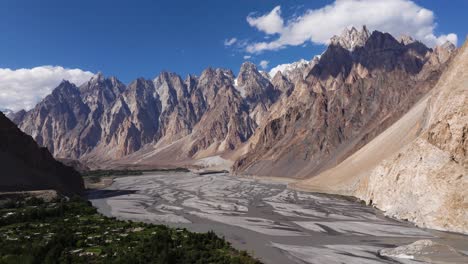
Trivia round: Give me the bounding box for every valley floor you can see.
[88,172,468,264]
[0,193,259,263]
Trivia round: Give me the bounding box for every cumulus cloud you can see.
[0,66,94,111]
[245,0,458,53]
[243,55,252,60]
[224,38,238,46]
[247,6,284,35]
[259,60,269,70]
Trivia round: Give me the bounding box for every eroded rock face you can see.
[354,39,468,233]
[330,25,371,51]
[233,30,448,179]
[14,63,271,164]
[0,112,83,195]
[19,81,92,159]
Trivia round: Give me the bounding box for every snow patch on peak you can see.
[399,35,415,45]
[233,77,247,98]
[89,72,105,83]
[269,59,309,77]
[0,108,13,116]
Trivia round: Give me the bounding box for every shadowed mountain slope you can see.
[0,112,84,195]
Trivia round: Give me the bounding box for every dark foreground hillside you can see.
[0,195,260,264]
[0,112,84,195]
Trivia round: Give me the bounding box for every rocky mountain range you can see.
[233,27,456,178]
[10,26,455,172]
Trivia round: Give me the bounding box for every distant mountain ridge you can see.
[10,26,456,175]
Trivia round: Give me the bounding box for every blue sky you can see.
[0,0,466,111]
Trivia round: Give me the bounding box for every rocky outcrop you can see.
[19,80,92,159]
[295,38,467,233]
[236,62,279,125]
[0,112,83,195]
[354,39,467,233]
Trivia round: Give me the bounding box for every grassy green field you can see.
[0,196,260,264]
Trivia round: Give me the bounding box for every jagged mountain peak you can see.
[155,71,182,81]
[330,25,371,51]
[238,62,264,79]
[185,74,198,81]
[78,73,126,111]
[58,79,74,86]
[441,41,456,51]
[129,77,152,88]
[90,71,105,82]
[399,35,416,45]
[52,80,79,96]
[200,67,234,79]
[239,61,258,71]
[198,67,235,88]
[79,71,124,94]
[259,71,270,80]
[185,74,198,93]
[154,71,186,92]
[269,59,310,77]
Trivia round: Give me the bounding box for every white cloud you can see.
[247,6,284,35]
[259,60,269,70]
[432,33,458,46]
[243,55,252,60]
[224,37,238,46]
[245,0,458,53]
[0,66,94,111]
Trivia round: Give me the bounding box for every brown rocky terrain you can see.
[295,37,467,233]
[233,27,454,179]
[0,112,83,195]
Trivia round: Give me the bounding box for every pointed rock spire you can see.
[330,25,371,51]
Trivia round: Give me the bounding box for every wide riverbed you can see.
[88,172,468,264]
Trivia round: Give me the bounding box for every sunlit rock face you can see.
[294,38,465,234]
[233,29,454,179]
[14,62,273,164]
[354,39,468,234]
